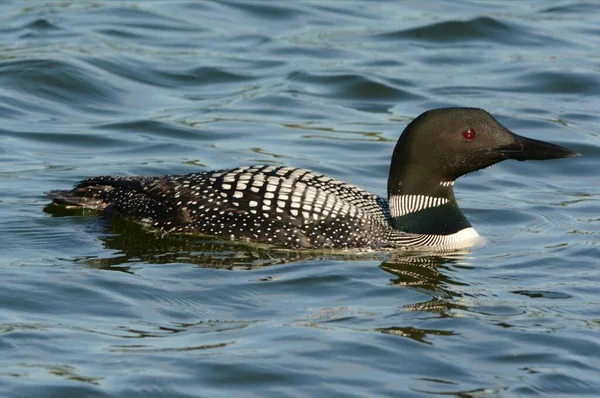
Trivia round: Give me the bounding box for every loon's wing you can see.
[234,166,391,226]
[146,165,393,248]
[280,168,392,227]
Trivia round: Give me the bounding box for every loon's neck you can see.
[387,174,471,236]
[385,131,475,240]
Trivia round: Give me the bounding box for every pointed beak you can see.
[493,132,580,161]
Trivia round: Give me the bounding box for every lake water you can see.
[1,1,599,397]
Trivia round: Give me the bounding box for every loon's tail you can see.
[46,176,146,210]
[46,186,111,210]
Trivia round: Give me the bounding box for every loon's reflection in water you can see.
[380,252,472,314]
[46,205,473,315]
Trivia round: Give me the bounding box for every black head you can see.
[388,108,579,196]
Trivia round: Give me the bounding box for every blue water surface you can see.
[0,1,599,397]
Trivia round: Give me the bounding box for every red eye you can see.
[462,129,476,141]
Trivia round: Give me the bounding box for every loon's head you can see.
[389,107,579,195]
[386,108,579,239]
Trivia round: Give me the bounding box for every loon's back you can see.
[49,165,400,249]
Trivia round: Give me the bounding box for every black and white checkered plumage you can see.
[48,108,578,250]
[50,165,415,249]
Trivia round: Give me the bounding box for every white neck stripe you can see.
[389,194,449,217]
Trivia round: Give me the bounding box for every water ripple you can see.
[377,16,560,47]
[1,1,600,397]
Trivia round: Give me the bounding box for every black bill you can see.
[494,133,580,161]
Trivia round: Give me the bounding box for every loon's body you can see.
[48,108,578,250]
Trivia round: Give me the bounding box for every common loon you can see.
[48,108,578,250]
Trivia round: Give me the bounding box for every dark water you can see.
[1,1,599,397]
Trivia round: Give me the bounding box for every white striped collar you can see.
[389,194,449,217]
